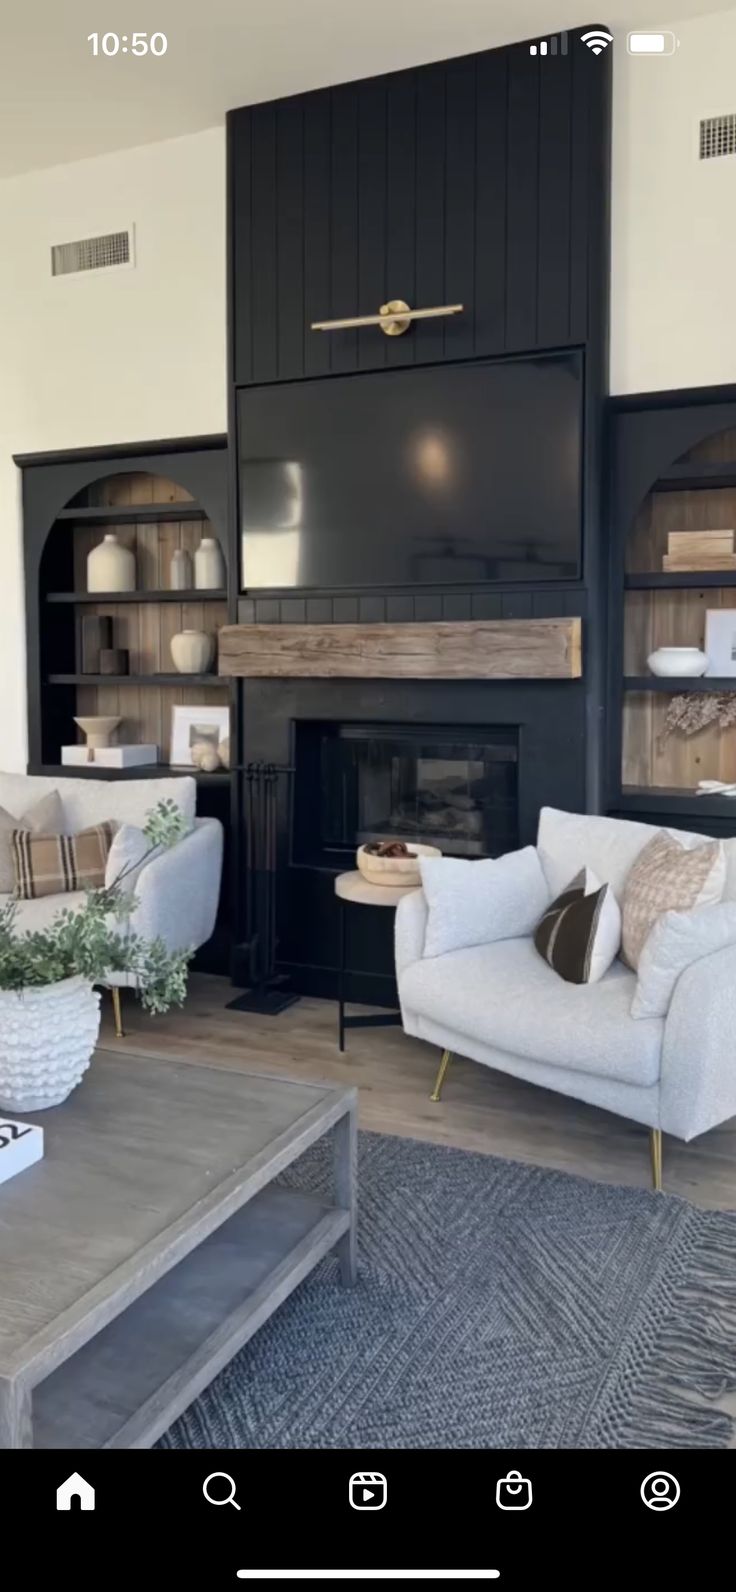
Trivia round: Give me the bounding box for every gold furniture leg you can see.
[111,987,125,1040]
[649,1128,663,1192]
[430,1049,452,1103]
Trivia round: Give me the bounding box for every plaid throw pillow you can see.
[12,821,116,900]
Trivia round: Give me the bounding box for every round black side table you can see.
[334,871,417,1052]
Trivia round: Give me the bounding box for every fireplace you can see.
[292,722,518,867]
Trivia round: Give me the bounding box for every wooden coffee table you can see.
[0,1050,357,1449]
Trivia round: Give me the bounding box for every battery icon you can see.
[627,30,679,54]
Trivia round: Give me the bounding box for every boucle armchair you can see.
[0,771,223,1035]
[395,807,736,1189]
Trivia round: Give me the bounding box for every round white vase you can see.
[647,646,708,678]
[170,629,215,674]
[0,975,101,1112]
[194,536,225,590]
[87,533,136,593]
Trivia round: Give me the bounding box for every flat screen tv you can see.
[238,352,582,589]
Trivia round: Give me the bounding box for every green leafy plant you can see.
[0,799,192,1014]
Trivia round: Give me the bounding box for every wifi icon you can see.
[581,29,613,54]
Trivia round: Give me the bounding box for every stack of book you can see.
[663,530,736,571]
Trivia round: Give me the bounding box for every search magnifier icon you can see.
[203,1472,241,1510]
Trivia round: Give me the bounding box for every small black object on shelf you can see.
[227,762,299,1017]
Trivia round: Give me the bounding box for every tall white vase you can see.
[194,536,225,590]
[170,548,193,590]
[87,533,136,593]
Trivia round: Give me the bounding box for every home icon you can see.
[56,1472,95,1511]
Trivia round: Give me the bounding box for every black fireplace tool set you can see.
[226,761,299,1015]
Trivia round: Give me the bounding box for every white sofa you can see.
[395,806,736,1186]
[0,771,223,1029]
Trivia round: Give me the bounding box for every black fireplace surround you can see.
[238,675,586,1005]
[293,721,519,867]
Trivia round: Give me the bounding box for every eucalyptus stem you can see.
[0,799,194,1014]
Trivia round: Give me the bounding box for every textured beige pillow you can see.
[622,831,726,970]
[0,791,64,893]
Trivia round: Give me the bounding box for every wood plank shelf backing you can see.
[218,618,582,680]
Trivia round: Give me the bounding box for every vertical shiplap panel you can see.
[231,111,253,385]
[537,52,572,347]
[329,85,359,374]
[444,58,477,362]
[357,79,388,372]
[505,48,540,351]
[474,50,508,356]
[303,92,331,378]
[251,104,278,383]
[385,71,417,368]
[414,64,446,366]
[276,98,305,380]
[569,44,590,345]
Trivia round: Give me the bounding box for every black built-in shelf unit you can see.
[16,435,235,973]
[609,386,736,837]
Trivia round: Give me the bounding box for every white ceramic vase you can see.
[194,536,225,590]
[0,975,101,1112]
[170,548,193,590]
[170,629,215,674]
[87,533,136,593]
[647,646,708,678]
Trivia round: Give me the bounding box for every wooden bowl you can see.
[356,841,441,889]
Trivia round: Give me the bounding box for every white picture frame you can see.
[170,704,230,768]
[704,609,736,678]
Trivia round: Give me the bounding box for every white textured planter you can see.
[0,976,101,1112]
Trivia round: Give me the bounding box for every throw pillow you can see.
[632,899,736,1018]
[621,831,725,971]
[419,846,551,960]
[12,820,116,900]
[534,867,621,985]
[105,823,155,896]
[0,791,64,893]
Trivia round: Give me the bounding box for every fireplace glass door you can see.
[293,722,518,865]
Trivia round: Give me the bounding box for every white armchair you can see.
[0,771,224,1036]
[395,807,736,1189]
[108,816,223,984]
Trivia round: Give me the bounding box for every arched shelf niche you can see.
[37,466,229,769]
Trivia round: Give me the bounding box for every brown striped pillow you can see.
[534,868,622,984]
[11,821,116,900]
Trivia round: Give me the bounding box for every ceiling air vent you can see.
[699,114,736,160]
[51,227,134,277]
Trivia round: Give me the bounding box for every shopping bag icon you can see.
[496,1470,532,1510]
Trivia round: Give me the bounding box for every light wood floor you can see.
[102,973,736,1212]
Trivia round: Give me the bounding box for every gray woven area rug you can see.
[160,1132,736,1450]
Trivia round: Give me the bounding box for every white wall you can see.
[0,126,226,771]
[611,8,736,394]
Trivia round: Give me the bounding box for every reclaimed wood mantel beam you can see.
[218,618,582,680]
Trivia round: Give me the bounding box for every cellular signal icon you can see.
[529,33,568,57]
[580,29,613,54]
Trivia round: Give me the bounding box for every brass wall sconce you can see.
[310,299,464,337]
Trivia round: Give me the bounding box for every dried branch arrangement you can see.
[660,692,736,743]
